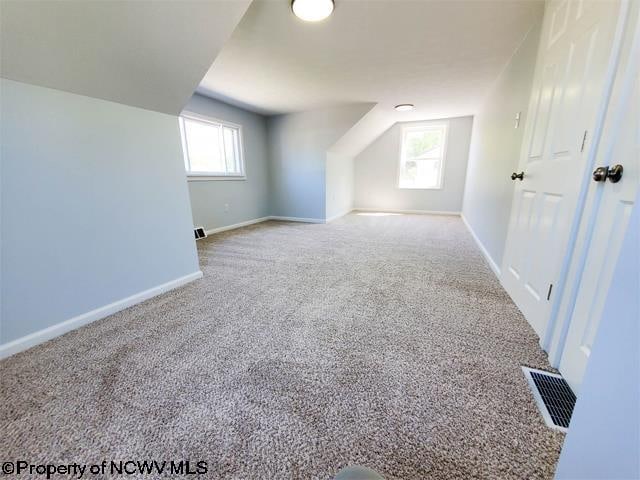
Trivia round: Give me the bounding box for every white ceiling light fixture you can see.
[395,104,415,112]
[291,0,334,22]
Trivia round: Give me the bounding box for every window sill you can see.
[397,186,443,190]
[187,175,247,182]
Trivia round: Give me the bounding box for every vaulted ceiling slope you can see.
[199,0,543,121]
[0,0,251,115]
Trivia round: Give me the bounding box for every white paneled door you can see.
[559,26,640,393]
[501,0,623,339]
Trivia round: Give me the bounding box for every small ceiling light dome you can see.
[292,0,334,22]
[395,104,415,112]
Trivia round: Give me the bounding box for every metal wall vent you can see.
[522,367,576,432]
[194,227,207,240]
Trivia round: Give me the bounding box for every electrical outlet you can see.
[224,203,230,212]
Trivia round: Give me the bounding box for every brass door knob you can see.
[607,164,623,183]
[593,164,623,183]
[593,166,608,182]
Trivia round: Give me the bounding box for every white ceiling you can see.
[198,0,543,120]
[0,0,251,115]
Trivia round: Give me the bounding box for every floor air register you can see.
[522,367,577,432]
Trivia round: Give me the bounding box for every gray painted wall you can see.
[1,79,200,344]
[354,117,473,212]
[267,104,373,220]
[461,18,542,268]
[183,94,270,231]
[326,152,355,220]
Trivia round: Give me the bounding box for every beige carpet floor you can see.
[1,214,564,479]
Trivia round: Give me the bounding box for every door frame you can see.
[499,0,632,357]
[546,0,640,368]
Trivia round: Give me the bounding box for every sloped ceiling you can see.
[0,0,252,115]
[327,105,394,158]
[199,0,543,120]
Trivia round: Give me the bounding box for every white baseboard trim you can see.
[268,216,326,224]
[461,214,501,278]
[353,207,461,216]
[204,216,270,236]
[0,270,203,360]
[325,209,354,223]
[204,214,345,233]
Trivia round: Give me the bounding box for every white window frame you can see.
[179,111,246,181]
[397,123,448,190]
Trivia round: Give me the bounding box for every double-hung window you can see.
[398,124,447,189]
[179,112,245,179]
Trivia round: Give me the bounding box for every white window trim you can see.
[179,111,246,181]
[397,122,448,190]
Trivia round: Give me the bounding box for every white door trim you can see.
[541,0,633,356]
[500,0,630,346]
[501,0,629,344]
[547,0,640,367]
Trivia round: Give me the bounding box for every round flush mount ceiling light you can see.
[394,104,415,112]
[291,0,334,22]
